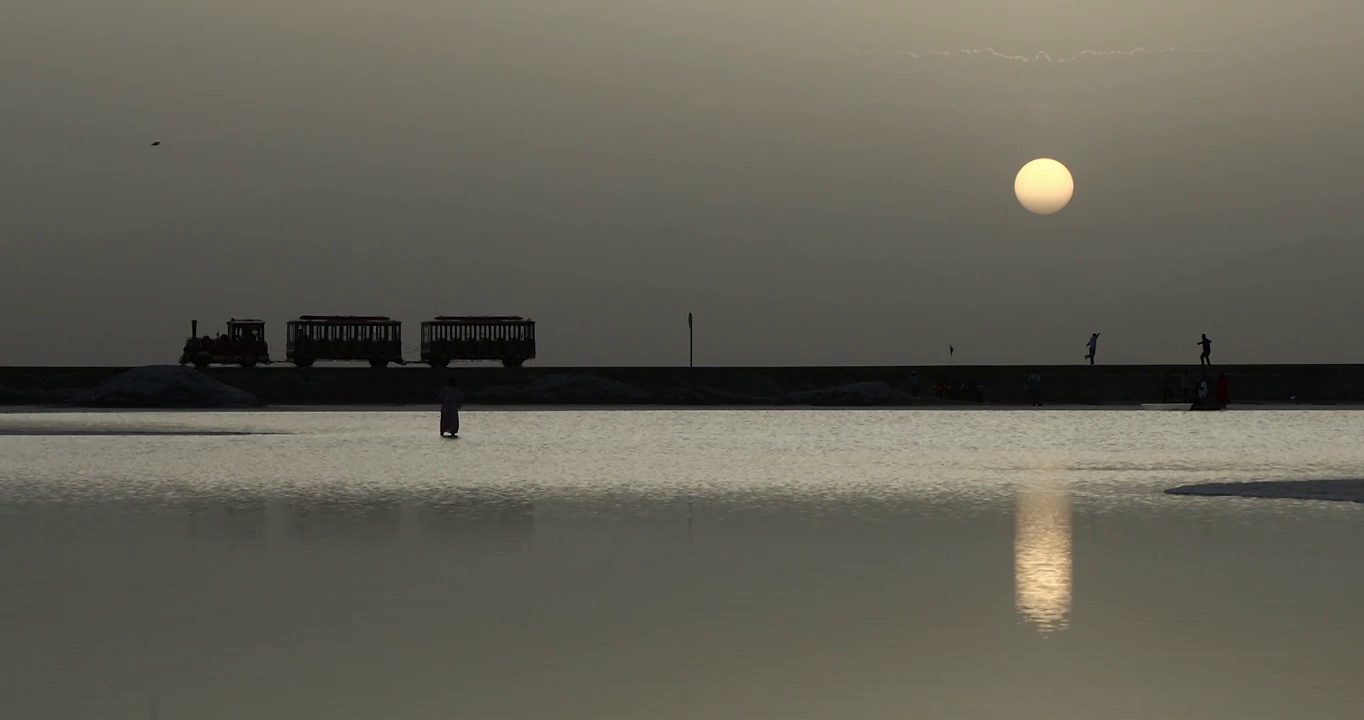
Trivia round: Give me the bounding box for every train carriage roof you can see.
[427,315,532,323]
[293,315,399,323]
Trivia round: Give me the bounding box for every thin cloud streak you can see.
[827,35,1364,65]
[827,47,1216,63]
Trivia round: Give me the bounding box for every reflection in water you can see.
[1014,481,1073,634]
[417,490,534,547]
[285,498,402,544]
[186,499,269,546]
[7,411,1364,719]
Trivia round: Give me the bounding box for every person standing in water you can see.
[1197,333,1213,365]
[440,377,462,437]
[1084,333,1101,365]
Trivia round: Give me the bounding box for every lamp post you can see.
[688,312,694,368]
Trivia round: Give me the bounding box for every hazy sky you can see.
[3,1,1362,366]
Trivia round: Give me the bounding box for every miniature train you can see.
[179,315,536,368]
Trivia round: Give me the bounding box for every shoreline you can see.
[5,403,1364,414]
[0,428,270,436]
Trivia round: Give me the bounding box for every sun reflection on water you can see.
[1014,481,1073,634]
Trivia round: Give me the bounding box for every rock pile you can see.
[63,365,261,408]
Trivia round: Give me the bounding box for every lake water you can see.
[2,409,1363,719]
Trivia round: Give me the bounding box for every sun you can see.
[1014,158,1074,215]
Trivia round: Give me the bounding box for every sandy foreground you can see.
[1166,479,1364,503]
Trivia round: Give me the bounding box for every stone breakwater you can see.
[2,364,1363,407]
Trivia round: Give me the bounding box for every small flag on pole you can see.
[949,345,954,356]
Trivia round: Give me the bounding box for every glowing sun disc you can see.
[1014,158,1074,215]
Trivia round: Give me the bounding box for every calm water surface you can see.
[2,409,1363,719]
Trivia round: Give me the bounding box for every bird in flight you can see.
[150,141,161,146]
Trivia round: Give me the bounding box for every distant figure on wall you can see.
[440,377,462,437]
[1084,333,1101,365]
[1026,370,1043,407]
[1197,334,1213,365]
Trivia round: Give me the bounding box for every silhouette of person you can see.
[1197,334,1213,365]
[1084,333,1100,365]
[440,377,462,437]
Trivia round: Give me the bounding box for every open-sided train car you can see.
[420,316,536,368]
[286,315,404,368]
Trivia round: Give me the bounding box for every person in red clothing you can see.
[1215,373,1231,409]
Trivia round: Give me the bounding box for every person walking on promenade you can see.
[1026,370,1043,407]
[1197,333,1213,365]
[1084,333,1101,365]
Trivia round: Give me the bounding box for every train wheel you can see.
[192,356,211,368]
[241,355,257,368]
[293,357,314,368]
[369,358,389,368]
[502,357,525,368]
[428,357,450,368]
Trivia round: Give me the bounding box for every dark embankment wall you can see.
[1,365,1360,406]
